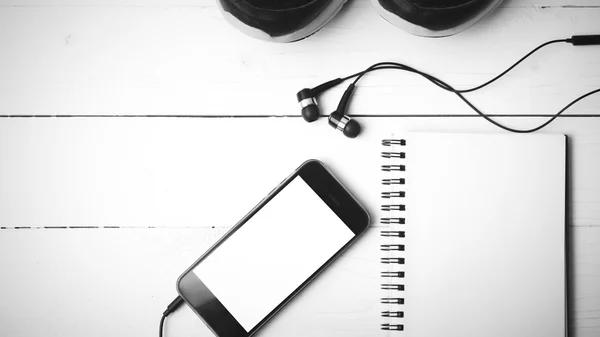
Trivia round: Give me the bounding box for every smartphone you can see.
[176,160,370,337]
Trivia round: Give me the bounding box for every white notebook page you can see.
[406,133,566,337]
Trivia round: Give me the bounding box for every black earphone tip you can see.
[298,88,320,123]
[296,88,312,101]
[328,112,361,138]
[301,105,320,122]
[343,118,361,138]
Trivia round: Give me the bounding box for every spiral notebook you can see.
[379,133,566,337]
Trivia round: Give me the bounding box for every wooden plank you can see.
[1,116,599,228]
[0,227,383,337]
[0,6,598,116]
[0,0,599,8]
[0,227,223,337]
[0,226,597,336]
[572,226,600,336]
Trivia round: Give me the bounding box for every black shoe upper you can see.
[377,0,499,32]
[219,0,333,38]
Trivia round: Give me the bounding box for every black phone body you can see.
[176,160,370,337]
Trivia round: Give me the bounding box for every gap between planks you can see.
[1,114,600,118]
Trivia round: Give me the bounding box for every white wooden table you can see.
[1,1,599,336]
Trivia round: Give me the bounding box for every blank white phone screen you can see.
[193,176,355,332]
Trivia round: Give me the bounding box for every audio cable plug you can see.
[568,35,600,46]
[160,296,185,337]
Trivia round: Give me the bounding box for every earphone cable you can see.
[159,296,185,337]
[340,39,569,92]
[302,35,600,135]
[454,87,600,133]
[452,39,568,93]
[159,314,167,337]
[344,60,600,133]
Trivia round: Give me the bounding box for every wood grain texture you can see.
[1,117,598,335]
[0,226,597,337]
[0,0,599,7]
[1,0,599,336]
[0,3,599,116]
[1,117,599,229]
[0,227,383,337]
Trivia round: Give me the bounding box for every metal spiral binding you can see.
[382,191,405,198]
[380,138,405,332]
[382,152,405,159]
[381,244,404,251]
[381,205,405,211]
[382,178,405,185]
[381,324,404,331]
[382,165,405,172]
[381,271,404,278]
[381,257,405,264]
[382,285,405,291]
[380,230,405,237]
[380,218,405,225]
[381,298,404,304]
[382,139,406,146]
[382,311,403,317]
